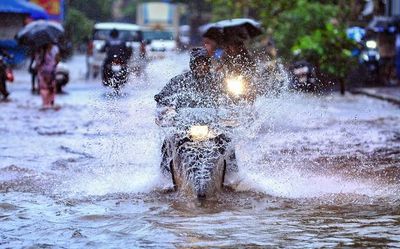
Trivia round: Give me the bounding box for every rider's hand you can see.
[155,106,176,126]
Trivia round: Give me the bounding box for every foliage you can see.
[208,0,251,20]
[65,8,94,47]
[267,0,339,59]
[208,0,359,81]
[292,23,356,79]
[68,0,114,22]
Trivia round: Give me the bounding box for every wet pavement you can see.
[351,85,400,105]
[1,54,400,248]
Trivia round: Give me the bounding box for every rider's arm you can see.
[154,74,186,107]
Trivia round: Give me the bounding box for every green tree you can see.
[292,23,356,79]
[208,0,358,82]
[68,0,114,22]
[65,8,94,47]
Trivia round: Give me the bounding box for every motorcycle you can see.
[55,62,69,93]
[102,55,129,91]
[359,39,380,83]
[158,75,252,200]
[290,60,318,92]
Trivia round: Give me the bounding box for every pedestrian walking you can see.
[0,48,11,100]
[84,36,93,80]
[34,43,60,110]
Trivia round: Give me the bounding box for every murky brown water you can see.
[1,189,399,248]
[1,55,400,248]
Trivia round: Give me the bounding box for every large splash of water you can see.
[59,52,399,201]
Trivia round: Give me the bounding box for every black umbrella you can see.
[16,20,64,48]
[200,18,263,42]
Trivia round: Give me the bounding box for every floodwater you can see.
[1,54,399,248]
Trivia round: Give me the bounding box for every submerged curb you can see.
[350,88,400,106]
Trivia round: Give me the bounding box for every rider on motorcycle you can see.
[155,48,238,175]
[101,28,132,79]
[155,47,222,109]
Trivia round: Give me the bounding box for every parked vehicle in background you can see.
[143,30,176,59]
[89,22,144,78]
[137,2,186,58]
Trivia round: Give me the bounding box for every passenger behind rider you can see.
[202,27,259,100]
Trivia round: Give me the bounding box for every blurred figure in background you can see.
[0,48,12,100]
[84,36,93,80]
[396,30,400,84]
[35,43,60,109]
[28,50,38,93]
[101,28,132,81]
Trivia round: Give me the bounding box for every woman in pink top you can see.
[35,43,60,109]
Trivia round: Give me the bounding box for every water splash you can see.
[57,53,399,201]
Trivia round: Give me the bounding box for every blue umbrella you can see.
[0,0,48,20]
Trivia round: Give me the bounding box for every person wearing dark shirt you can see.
[155,48,222,109]
[0,48,12,100]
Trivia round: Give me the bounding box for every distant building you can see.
[385,0,400,17]
[0,0,48,65]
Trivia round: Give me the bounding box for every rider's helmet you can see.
[110,28,119,39]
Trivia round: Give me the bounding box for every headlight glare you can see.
[366,40,377,49]
[189,125,212,141]
[226,76,245,96]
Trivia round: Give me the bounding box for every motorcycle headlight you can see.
[366,40,377,49]
[361,52,369,62]
[188,125,215,141]
[226,76,245,96]
[95,43,103,51]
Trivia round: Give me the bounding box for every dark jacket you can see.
[223,50,256,78]
[154,71,223,109]
[102,38,132,63]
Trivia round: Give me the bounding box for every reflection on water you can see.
[1,54,400,247]
[1,191,399,248]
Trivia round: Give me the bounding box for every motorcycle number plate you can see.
[111,65,122,72]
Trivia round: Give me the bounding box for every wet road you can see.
[1,54,399,248]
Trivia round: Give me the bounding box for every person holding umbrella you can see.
[15,20,64,103]
[201,19,260,76]
[201,19,261,100]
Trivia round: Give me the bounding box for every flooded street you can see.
[1,54,399,248]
